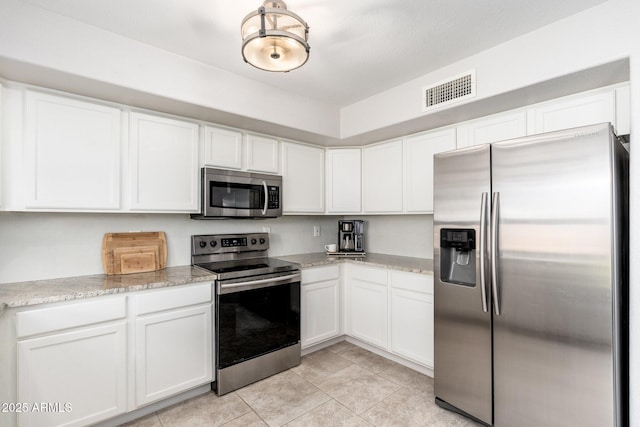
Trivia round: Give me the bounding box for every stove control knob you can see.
[259,238,266,244]
[251,238,257,245]
[210,240,217,247]
[199,241,207,248]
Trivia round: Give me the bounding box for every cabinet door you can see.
[202,126,242,169]
[135,304,213,406]
[390,288,433,367]
[348,267,388,349]
[23,90,121,210]
[456,111,527,149]
[326,149,361,213]
[281,142,325,213]
[530,91,615,134]
[404,129,456,213]
[129,112,199,212]
[301,279,340,348]
[246,134,279,173]
[363,140,403,213]
[17,323,127,427]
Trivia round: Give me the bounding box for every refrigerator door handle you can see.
[491,191,501,316]
[479,192,489,313]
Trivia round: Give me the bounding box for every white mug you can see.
[324,243,337,253]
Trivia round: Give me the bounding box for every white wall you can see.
[0,213,340,283]
[343,215,433,259]
[341,0,634,138]
[0,0,340,139]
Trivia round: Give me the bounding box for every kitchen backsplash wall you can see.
[0,213,336,283]
[0,213,433,283]
[343,215,434,259]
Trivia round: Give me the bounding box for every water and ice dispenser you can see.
[440,229,476,287]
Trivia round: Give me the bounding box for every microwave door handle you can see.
[261,181,268,215]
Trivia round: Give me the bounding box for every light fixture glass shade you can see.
[241,1,310,72]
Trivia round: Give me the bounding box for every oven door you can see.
[216,271,301,370]
[203,168,282,218]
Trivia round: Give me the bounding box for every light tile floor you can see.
[122,341,482,427]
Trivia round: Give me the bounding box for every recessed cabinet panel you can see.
[456,111,527,149]
[17,322,127,427]
[404,129,456,213]
[203,126,243,169]
[135,305,213,406]
[24,90,121,210]
[281,141,324,213]
[531,91,615,134]
[390,287,433,367]
[246,134,279,173]
[326,149,361,213]
[349,278,388,349]
[301,279,340,348]
[129,112,199,212]
[363,140,403,213]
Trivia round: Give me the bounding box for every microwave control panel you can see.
[267,186,280,209]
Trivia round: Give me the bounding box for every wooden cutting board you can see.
[102,232,167,275]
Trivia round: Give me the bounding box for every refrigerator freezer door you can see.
[434,144,492,425]
[491,124,622,427]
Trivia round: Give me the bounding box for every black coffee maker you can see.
[338,220,364,253]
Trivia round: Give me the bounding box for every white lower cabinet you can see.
[12,283,214,427]
[16,297,128,427]
[389,271,434,367]
[348,265,388,349]
[301,265,340,348]
[133,283,213,407]
[345,265,434,369]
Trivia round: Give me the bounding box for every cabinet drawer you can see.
[350,265,387,285]
[302,265,339,284]
[135,283,212,315]
[16,296,126,338]
[389,271,433,294]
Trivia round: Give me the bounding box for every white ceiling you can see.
[20,0,607,107]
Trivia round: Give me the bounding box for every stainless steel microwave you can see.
[191,168,282,219]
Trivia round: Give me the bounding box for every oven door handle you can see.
[218,272,301,294]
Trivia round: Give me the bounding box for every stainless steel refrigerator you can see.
[433,123,628,427]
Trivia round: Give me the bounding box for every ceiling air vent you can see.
[422,70,476,112]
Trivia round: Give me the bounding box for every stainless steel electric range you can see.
[191,233,301,395]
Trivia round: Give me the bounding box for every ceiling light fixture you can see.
[241,0,310,72]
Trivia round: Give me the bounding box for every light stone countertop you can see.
[0,253,433,316]
[0,266,216,316]
[277,252,434,275]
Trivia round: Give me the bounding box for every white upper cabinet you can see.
[456,111,527,149]
[404,128,456,213]
[529,91,615,134]
[246,134,280,174]
[326,148,361,213]
[202,125,243,170]
[363,140,403,213]
[128,112,199,212]
[281,141,324,213]
[23,90,122,210]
